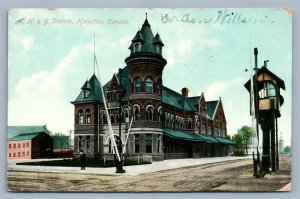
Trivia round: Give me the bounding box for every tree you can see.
[232,126,254,155]
[232,133,245,156]
[284,146,291,153]
[232,133,243,148]
[54,132,65,136]
[238,126,254,154]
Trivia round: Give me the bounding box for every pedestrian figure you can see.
[79,150,86,170]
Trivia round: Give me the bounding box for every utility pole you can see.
[119,68,122,157]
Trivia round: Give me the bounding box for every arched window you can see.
[168,114,172,127]
[102,111,107,124]
[133,105,140,121]
[165,113,168,127]
[85,109,91,124]
[146,106,154,120]
[170,115,174,128]
[108,136,121,154]
[188,118,192,129]
[158,107,163,122]
[116,114,120,123]
[145,77,153,93]
[124,108,129,123]
[78,110,83,124]
[134,78,141,93]
[175,117,179,129]
[157,77,162,94]
[110,115,115,124]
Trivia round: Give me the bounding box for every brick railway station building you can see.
[71,16,234,161]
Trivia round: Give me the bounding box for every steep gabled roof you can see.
[162,86,183,110]
[244,66,286,91]
[72,66,130,104]
[7,125,50,139]
[72,74,102,103]
[162,87,197,112]
[206,100,218,119]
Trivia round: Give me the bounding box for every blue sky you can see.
[8,8,292,145]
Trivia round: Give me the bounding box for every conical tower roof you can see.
[153,33,164,46]
[128,14,164,55]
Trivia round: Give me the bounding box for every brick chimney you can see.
[181,87,189,97]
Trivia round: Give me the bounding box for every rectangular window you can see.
[134,134,140,153]
[146,134,152,153]
[79,141,83,152]
[18,143,21,148]
[26,143,29,147]
[23,152,25,157]
[14,144,16,148]
[9,144,11,149]
[208,127,211,135]
[18,152,20,157]
[201,125,206,134]
[214,128,218,136]
[79,115,83,124]
[27,151,29,156]
[23,143,25,148]
[157,135,161,153]
[9,153,11,157]
[86,141,90,153]
[13,153,16,157]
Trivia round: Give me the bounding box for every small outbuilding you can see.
[7,126,53,159]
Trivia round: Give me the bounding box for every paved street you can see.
[7,155,291,192]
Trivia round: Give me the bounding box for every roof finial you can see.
[93,33,96,75]
[146,12,147,18]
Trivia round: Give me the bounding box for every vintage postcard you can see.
[7,8,292,192]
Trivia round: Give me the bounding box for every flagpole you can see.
[94,38,121,162]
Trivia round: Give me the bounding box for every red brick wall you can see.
[7,140,32,159]
[74,102,98,125]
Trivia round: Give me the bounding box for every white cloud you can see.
[202,77,251,134]
[165,50,174,68]
[118,36,131,47]
[203,77,244,101]
[19,36,34,50]
[178,41,192,55]
[8,43,93,134]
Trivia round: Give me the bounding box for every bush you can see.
[233,150,246,156]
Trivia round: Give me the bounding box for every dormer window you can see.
[83,90,89,98]
[156,45,162,55]
[133,42,142,53]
